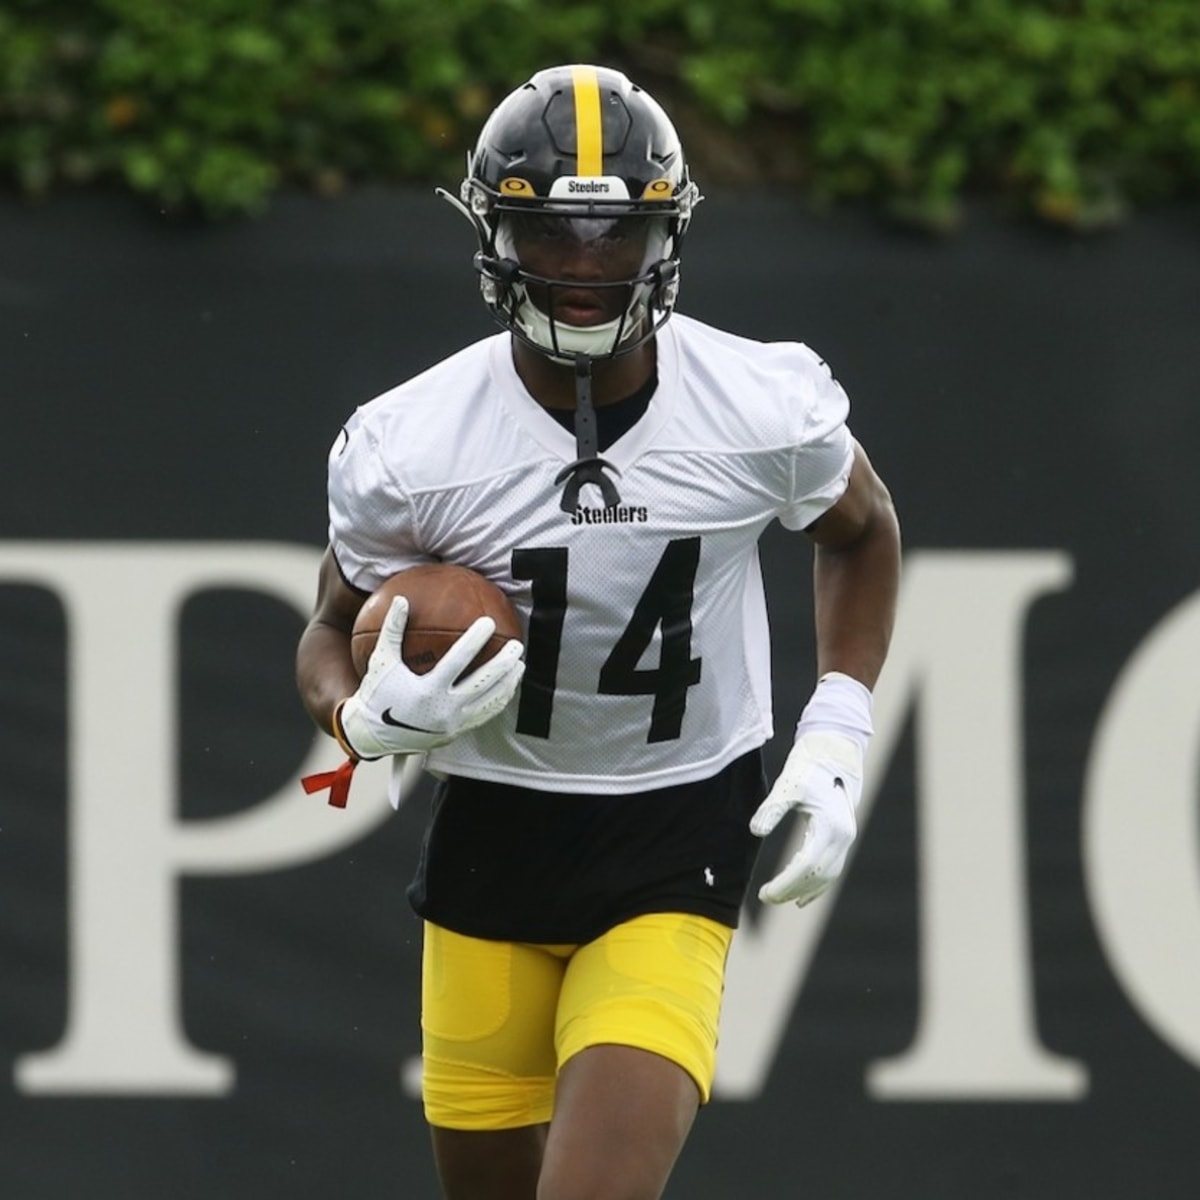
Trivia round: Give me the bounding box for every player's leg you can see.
[539,1043,698,1200]
[538,912,734,1200]
[431,1126,548,1200]
[420,922,571,1199]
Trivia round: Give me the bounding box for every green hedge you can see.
[3,0,1199,227]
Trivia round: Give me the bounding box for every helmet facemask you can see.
[484,209,676,363]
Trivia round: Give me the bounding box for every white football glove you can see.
[751,672,872,908]
[335,596,525,759]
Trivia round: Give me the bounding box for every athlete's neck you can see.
[512,337,657,412]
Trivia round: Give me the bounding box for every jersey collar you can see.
[490,325,680,473]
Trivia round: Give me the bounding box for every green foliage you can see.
[2,0,1198,225]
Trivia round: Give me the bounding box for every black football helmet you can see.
[440,64,701,363]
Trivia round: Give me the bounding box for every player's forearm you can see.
[812,491,901,689]
[295,621,361,737]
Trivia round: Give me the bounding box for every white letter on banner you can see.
[866,552,1085,1100]
[4,543,392,1095]
[1083,591,1200,1067]
[717,551,1087,1101]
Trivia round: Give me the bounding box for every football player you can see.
[297,63,901,1200]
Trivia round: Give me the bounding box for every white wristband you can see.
[795,671,873,756]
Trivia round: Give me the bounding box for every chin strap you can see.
[554,354,623,513]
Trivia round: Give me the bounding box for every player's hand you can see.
[750,730,863,907]
[750,671,873,907]
[335,596,524,759]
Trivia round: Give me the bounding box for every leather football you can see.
[350,563,523,679]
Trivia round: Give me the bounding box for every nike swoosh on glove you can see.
[750,729,864,908]
[336,595,525,759]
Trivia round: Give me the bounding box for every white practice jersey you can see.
[328,314,854,794]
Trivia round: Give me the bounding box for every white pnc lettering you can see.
[1083,591,1200,1067]
[3,542,392,1096]
[8,542,1194,1102]
[717,551,1088,1101]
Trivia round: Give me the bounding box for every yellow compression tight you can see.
[420,911,734,1131]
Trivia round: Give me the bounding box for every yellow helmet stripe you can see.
[571,64,603,176]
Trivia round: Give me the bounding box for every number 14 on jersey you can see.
[512,537,703,743]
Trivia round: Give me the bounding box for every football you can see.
[350,563,523,679]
